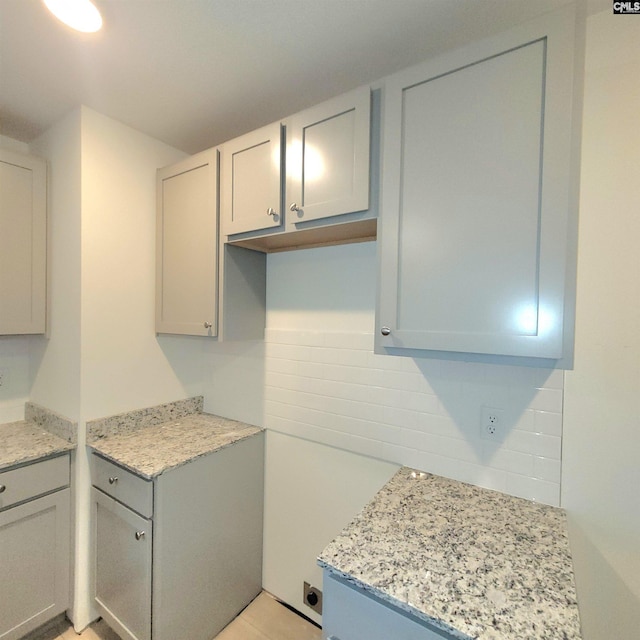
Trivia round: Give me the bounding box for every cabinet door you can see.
[0,489,70,640]
[156,148,218,336]
[0,149,47,335]
[286,86,370,224]
[221,122,283,235]
[377,6,582,360]
[93,488,152,640]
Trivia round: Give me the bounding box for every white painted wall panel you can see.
[562,11,640,638]
[262,431,397,625]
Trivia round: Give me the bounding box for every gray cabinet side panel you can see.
[153,433,265,640]
[220,243,266,341]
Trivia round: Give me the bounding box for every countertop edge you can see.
[0,419,77,472]
[318,560,473,640]
[89,425,263,480]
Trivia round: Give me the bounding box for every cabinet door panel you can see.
[377,7,582,360]
[0,150,46,335]
[156,149,218,336]
[221,123,283,235]
[287,87,370,224]
[94,488,152,640]
[0,490,70,640]
[398,41,543,336]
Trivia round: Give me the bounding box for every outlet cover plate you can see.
[480,406,504,441]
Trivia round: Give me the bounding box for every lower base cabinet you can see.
[0,455,71,640]
[92,433,264,640]
[322,571,451,640]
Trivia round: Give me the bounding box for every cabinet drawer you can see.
[0,454,69,511]
[92,454,153,518]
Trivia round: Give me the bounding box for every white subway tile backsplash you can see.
[529,387,564,413]
[533,410,564,436]
[482,442,535,476]
[533,456,562,483]
[264,330,564,506]
[505,429,562,460]
[505,473,561,506]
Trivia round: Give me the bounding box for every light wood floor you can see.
[24,592,322,640]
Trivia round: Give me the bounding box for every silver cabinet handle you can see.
[0,484,5,494]
[108,476,118,485]
[135,531,146,541]
[204,322,212,329]
[289,202,301,213]
[381,326,391,336]
[266,207,277,217]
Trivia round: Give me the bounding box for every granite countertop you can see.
[319,467,581,640]
[0,420,75,471]
[89,412,262,479]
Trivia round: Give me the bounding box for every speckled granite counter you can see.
[89,409,262,479]
[319,468,581,640]
[1,406,76,471]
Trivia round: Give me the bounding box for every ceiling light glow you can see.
[43,0,103,33]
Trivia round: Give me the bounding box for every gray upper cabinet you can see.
[286,86,370,225]
[376,6,584,362]
[220,122,283,236]
[156,149,218,336]
[0,149,47,335]
[220,86,374,252]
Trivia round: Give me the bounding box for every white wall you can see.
[562,11,640,639]
[30,110,83,422]
[80,107,204,420]
[262,431,397,625]
[27,106,205,630]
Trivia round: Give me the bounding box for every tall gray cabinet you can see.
[376,5,584,363]
[156,148,218,336]
[0,148,47,335]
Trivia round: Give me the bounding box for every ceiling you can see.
[0,0,609,154]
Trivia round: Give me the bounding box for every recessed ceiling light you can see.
[43,0,103,33]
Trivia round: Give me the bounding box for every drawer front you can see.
[0,454,70,511]
[92,454,153,518]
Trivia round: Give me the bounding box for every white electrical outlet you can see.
[480,406,504,441]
